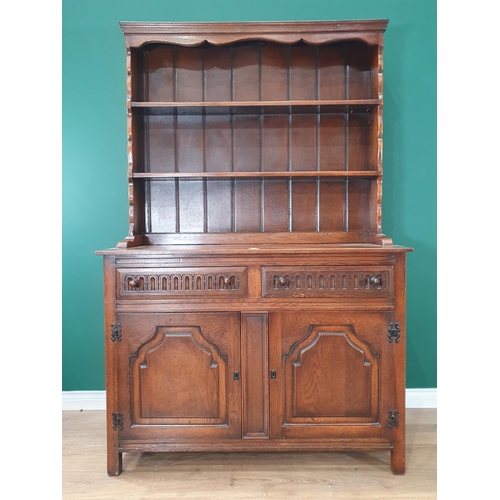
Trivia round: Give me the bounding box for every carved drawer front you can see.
[262,266,393,298]
[117,267,248,299]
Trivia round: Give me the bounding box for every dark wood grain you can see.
[348,179,372,231]
[241,313,269,438]
[117,312,241,439]
[233,43,260,101]
[347,42,375,100]
[175,46,203,102]
[144,45,174,102]
[98,20,412,477]
[119,20,388,49]
[289,43,316,101]
[133,171,379,178]
[291,179,317,231]
[391,252,408,474]
[103,256,121,476]
[319,179,345,231]
[131,100,379,109]
[149,179,176,232]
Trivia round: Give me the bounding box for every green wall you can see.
[62,0,436,390]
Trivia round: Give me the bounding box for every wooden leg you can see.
[390,444,405,475]
[391,254,407,476]
[104,257,123,476]
[106,406,122,475]
[107,450,123,476]
[106,408,122,476]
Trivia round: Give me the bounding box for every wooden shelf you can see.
[132,171,379,179]
[125,28,383,238]
[131,100,379,115]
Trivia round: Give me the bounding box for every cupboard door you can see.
[116,312,241,440]
[269,311,394,440]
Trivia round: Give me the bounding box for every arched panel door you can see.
[131,326,226,422]
[285,326,378,422]
[269,311,394,440]
[116,312,241,441]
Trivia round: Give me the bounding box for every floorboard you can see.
[62,408,436,499]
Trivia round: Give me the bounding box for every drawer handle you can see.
[277,275,289,288]
[128,279,139,289]
[223,276,234,289]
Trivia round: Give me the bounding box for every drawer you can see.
[117,267,248,300]
[262,266,393,298]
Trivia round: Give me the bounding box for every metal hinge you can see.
[388,409,399,429]
[111,323,122,342]
[388,322,400,343]
[112,412,123,431]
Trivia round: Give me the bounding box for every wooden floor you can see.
[62,408,436,499]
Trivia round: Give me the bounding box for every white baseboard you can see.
[62,390,106,410]
[405,388,437,408]
[62,388,437,411]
